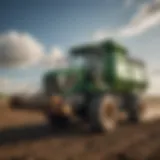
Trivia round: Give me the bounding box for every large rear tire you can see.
[89,94,119,133]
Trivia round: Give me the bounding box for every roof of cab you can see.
[70,39,128,56]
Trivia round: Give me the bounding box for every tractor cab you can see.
[43,39,147,98]
[43,42,108,97]
[70,43,108,91]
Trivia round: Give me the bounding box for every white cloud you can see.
[0,78,10,93]
[142,66,160,95]
[0,78,9,86]
[147,74,160,95]
[0,31,67,69]
[0,31,44,68]
[92,30,115,41]
[11,82,40,95]
[0,77,40,95]
[120,0,160,37]
[0,31,68,94]
[41,47,68,69]
[93,0,160,39]
[0,78,12,94]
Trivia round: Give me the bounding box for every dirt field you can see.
[0,100,160,160]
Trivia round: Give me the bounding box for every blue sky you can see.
[0,0,130,48]
[0,0,160,95]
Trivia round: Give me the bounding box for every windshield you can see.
[44,72,80,96]
[44,54,103,96]
[57,73,78,92]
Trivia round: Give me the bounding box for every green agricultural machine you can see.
[43,39,148,132]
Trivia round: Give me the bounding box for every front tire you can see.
[89,94,119,132]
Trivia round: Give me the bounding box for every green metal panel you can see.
[112,52,130,92]
[43,40,148,96]
[128,58,148,92]
[101,41,131,93]
[101,40,147,93]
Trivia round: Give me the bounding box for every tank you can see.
[99,40,148,93]
[128,58,148,92]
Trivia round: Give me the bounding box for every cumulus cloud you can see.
[0,77,40,95]
[93,0,160,40]
[41,47,68,69]
[150,68,160,75]
[120,0,160,37]
[0,31,68,69]
[0,31,44,68]
[147,74,160,95]
[0,78,10,93]
[0,77,12,94]
[92,30,115,41]
[0,31,68,94]
[11,82,40,95]
[0,78,9,85]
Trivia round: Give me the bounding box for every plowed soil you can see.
[0,101,160,160]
